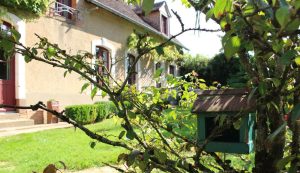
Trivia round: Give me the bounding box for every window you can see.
[55,0,75,19]
[96,46,110,82]
[155,62,162,88]
[162,15,168,35]
[0,50,9,80]
[127,54,137,85]
[169,65,175,76]
[0,22,12,80]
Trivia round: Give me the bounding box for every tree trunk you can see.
[254,98,285,173]
[290,71,300,169]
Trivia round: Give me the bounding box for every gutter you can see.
[85,0,188,50]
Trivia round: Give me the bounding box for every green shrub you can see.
[65,101,116,125]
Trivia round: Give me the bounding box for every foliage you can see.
[65,102,116,125]
[180,53,248,87]
[127,31,184,63]
[0,0,49,18]
[0,119,125,173]
[0,0,300,172]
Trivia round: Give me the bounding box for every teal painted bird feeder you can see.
[192,89,256,154]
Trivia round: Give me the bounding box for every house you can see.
[0,0,185,124]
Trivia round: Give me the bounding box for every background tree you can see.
[0,0,300,173]
[180,53,248,87]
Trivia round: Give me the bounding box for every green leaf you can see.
[24,55,32,63]
[271,78,281,87]
[223,36,241,60]
[154,68,163,78]
[10,29,21,41]
[243,4,255,15]
[258,82,267,95]
[81,83,90,93]
[117,153,128,162]
[31,48,38,55]
[118,131,126,139]
[46,46,56,57]
[276,6,290,27]
[101,91,107,98]
[214,0,232,19]
[90,141,96,149]
[280,50,297,65]
[295,1,300,10]
[91,87,98,99]
[155,46,164,56]
[206,8,214,21]
[295,56,300,66]
[291,103,300,122]
[127,110,136,119]
[1,39,14,52]
[267,122,287,143]
[126,130,135,140]
[233,118,241,130]
[276,155,295,170]
[142,0,154,15]
[286,19,300,32]
[154,149,167,163]
[169,110,177,120]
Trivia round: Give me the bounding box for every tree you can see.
[180,53,248,87]
[0,0,300,173]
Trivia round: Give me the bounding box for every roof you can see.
[134,1,165,14]
[192,89,256,113]
[85,0,186,49]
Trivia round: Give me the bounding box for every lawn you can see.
[0,119,125,173]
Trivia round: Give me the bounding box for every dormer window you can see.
[162,15,168,35]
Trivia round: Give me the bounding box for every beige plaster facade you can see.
[1,0,180,123]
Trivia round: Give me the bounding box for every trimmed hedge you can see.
[65,101,116,125]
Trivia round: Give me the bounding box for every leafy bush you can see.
[65,101,116,125]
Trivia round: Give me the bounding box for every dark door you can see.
[0,22,15,111]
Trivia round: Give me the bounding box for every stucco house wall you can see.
[0,0,182,122]
[24,1,155,116]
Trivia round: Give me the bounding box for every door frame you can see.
[0,13,26,112]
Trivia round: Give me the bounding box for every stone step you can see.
[0,118,34,129]
[0,112,20,119]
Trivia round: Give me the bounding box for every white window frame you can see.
[91,38,116,95]
[2,13,26,101]
[124,51,140,90]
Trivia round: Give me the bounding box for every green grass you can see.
[0,119,125,173]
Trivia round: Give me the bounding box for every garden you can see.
[0,0,300,173]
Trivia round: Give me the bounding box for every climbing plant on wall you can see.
[0,0,49,18]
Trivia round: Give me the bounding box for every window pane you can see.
[169,65,175,75]
[0,62,8,80]
[155,62,161,69]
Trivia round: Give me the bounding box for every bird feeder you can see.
[192,89,256,154]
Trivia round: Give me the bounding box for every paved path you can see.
[0,122,72,137]
[67,167,120,173]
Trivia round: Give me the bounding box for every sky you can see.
[157,0,223,58]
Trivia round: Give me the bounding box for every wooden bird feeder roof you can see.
[192,88,256,113]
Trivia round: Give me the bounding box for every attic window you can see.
[162,15,168,35]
